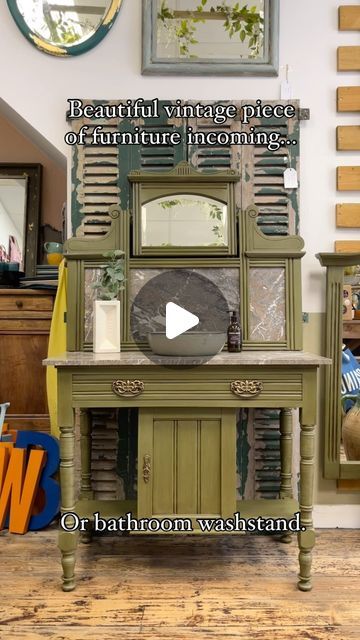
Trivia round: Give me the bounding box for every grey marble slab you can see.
[84,267,102,343]
[44,351,331,367]
[249,267,286,342]
[130,267,240,342]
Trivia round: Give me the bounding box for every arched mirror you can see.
[129,162,239,257]
[7,0,123,56]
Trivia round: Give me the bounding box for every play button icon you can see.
[130,269,234,365]
[166,302,199,340]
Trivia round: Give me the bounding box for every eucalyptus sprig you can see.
[92,250,126,301]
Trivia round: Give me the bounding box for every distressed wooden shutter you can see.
[241,99,300,235]
[71,104,121,237]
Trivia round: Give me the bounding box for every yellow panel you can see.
[176,420,198,514]
[338,46,360,71]
[335,240,360,252]
[337,166,360,191]
[339,6,360,30]
[153,420,174,514]
[337,126,360,150]
[336,204,360,227]
[337,87,360,112]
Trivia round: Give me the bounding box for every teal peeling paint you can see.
[71,145,82,236]
[237,409,250,499]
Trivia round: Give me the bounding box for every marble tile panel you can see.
[249,268,286,342]
[130,268,240,343]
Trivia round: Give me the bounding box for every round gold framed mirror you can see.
[7,0,123,57]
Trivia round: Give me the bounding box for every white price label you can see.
[284,168,298,189]
[281,81,292,100]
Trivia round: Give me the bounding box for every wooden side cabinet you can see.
[137,409,236,525]
[0,289,55,432]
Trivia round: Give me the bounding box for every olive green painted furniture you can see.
[44,350,330,592]
[48,163,330,594]
[317,252,360,480]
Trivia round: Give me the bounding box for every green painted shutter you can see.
[241,99,300,235]
[70,105,121,236]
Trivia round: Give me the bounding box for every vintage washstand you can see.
[44,163,330,591]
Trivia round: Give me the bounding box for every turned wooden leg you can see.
[58,397,77,591]
[297,415,315,592]
[59,530,78,592]
[279,408,294,544]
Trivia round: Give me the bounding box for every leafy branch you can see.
[157,0,264,58]
[91,250,126,301]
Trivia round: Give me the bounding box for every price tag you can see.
[281,81,292,100]
[284,168,298,189]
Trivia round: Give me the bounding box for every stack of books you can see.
[19,265,59,290]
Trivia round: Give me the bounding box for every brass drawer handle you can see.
[230,380,263,398]
[112,379,144,397]
[143,455,151,483]
[15,300,23,309]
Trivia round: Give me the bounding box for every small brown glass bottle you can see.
[227,311,242,352]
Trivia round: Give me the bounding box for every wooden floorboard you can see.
[0,528,359,639]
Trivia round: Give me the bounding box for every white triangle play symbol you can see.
[166,302,199,340]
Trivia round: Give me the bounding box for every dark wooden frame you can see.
[0,163,42,277]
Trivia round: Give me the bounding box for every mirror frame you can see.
[317,252,360,480]
[128,162,240,257]
[6,0,123,57]
[0,163,42,277]
[142,0,279,76]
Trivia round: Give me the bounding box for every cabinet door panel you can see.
[138,409,236,522]
[1,334,48,414]
[153,420,174,515]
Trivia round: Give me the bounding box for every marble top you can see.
[44,351,331,368]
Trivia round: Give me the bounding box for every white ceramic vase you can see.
[93,299,121,353]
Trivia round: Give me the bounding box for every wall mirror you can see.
[142,195,228,249]
[142,0,279,75]
[129,162,239,256]
[0,164,42,277]
[317,252,360,480]
[7,0,123,57]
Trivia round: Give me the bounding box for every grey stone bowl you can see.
[148,332,226,357]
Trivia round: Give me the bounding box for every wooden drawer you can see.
[0,318,51,333]
[70,367,304,408]
[0,293,54,312]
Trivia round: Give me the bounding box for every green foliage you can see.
[159,199,183,209]
[157,0,264,58]
[92,250,126,301]
[43,8,93,45]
